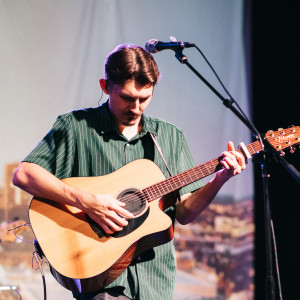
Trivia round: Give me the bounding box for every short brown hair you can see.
[104,44,160,87]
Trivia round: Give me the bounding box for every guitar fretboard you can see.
[143,140,262,202]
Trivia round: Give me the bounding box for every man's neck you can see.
[118,119,143,140]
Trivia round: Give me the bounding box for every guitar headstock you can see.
[265,126,300,155]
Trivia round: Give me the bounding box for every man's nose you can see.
[129,100,140,111]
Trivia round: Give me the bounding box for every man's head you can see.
[103,44,160,91]
[99,44,160,129]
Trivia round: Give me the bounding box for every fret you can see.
[143,188,152,200]
[248,144,255,156]
[186,169,194,185]
[202,161,211,177]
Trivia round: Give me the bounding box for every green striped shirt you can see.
[24,101,203,299]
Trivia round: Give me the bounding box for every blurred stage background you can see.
[0,1,299,299]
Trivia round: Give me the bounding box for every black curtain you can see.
[251,2,300,300]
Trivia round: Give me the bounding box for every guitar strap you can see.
[150,132,173,177]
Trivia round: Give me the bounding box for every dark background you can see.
[251,2,300,300]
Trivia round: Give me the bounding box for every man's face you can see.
[107,80,154,127]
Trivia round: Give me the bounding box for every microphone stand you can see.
[172,49,299,300]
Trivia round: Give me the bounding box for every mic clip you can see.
[174,49,187,64]
[170,36,187,63]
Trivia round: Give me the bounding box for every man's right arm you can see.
[13,162,133,234]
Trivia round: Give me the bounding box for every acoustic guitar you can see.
[29,126,300,292]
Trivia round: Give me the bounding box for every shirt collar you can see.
[96,101,118,134]
[140,114,158,135]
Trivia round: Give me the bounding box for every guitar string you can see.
[121,150,251,211]
[118,134,300,211]
[120,143,255,210]
[120,144,264,211]
[120,157,222,211]
[118,156,231,211]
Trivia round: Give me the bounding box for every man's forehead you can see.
[111,80,153,95]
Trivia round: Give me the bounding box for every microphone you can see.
[145,39,195,53]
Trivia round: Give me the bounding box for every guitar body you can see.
[29,159,176,293]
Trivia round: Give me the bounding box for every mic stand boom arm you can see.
[173,49,278,300]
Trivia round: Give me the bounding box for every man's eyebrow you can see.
[119,92,134,98]
[120,92,152,99]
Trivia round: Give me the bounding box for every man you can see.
[13,44,246,299]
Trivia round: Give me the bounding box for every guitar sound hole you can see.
[87,188,149,239]
[117,188,146,216]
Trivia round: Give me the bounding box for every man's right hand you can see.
[79,194,134,235]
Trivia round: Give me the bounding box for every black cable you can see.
[194,44,264,149]
[33,251,47,300]
[42,274,47,300]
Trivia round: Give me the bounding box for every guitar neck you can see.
[143,140,262,201]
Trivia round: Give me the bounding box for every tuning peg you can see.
[290,146,296,153]
[280,150,285,156]
[285,140,291,145]
[288,125,296,132]
[278,128,285,135]
[267,130,274,137]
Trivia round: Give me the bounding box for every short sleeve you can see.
[23,115,75,179]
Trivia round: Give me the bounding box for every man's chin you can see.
[122,116,140,126]
[122,121,137,126]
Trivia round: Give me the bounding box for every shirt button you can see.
[137,256,141,261]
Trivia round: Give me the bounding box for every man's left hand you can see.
[217,141,246,181]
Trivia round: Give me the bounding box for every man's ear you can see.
[99,78,109,94]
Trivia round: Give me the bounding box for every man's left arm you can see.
[176,141,246,225]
